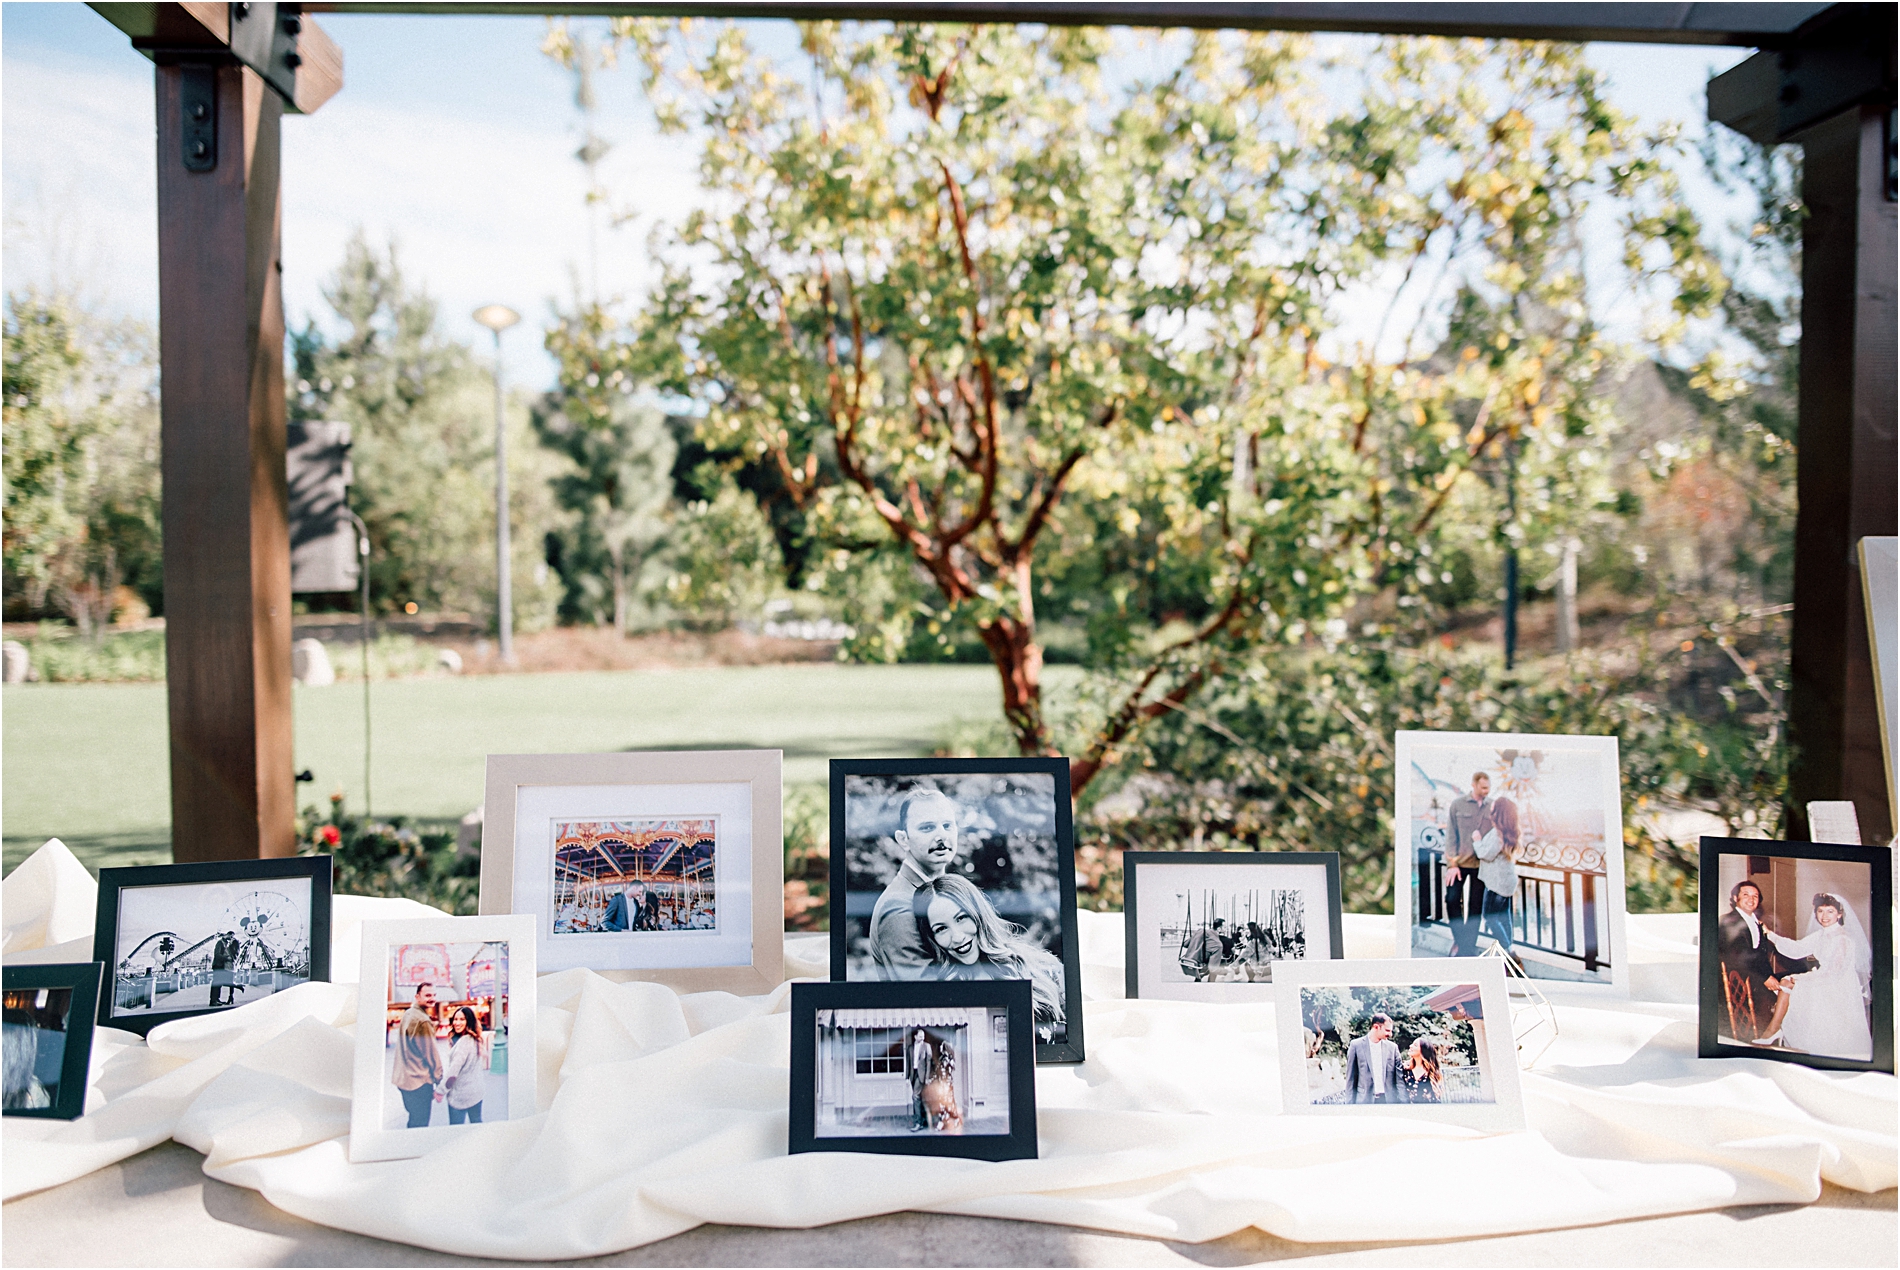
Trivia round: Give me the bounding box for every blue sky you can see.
[2,3,1750,389]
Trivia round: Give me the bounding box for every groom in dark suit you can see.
[1718,879,1787,1039]
[1345,1013,1402,1103]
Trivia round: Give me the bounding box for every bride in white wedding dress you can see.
[1761,892,1874,1061]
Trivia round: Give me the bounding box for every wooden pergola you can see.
[86,2,1896,861]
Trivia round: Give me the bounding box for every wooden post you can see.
[1787,103,1899,843]
[156,62,295,861]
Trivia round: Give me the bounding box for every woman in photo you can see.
[1398,1037,1443,1104]
[921,1042,964,1134]
[1759,892,1875,1061]
[441,1005,487,1125]
[2,1013,50,1111]
[1477,797,1520,953]
[912,874,1067,1043]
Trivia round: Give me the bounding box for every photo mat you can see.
[1123,851,1344,1001]
[790,979,1039,1161]
[91,856,333,1035]
[481,749,785,991]
[1698,837,1893,1073]
[828,756,1086,1063]
[351,914,538,1162]
[1393,731,1627,990]
[1275,958,1525,1131]
[3,962,103,1121]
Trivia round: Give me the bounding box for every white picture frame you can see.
[1275,957,1525,1132]
[350,914,538,1163]
[480,750,784,993]
[1393,730,1628,993]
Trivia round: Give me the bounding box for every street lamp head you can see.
[472,304,520,334]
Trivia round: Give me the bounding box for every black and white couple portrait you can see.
[1168,888,1306,984]
[110,881,314,1019]
[834,763,1075,1050]
[1715,854,1875,1063]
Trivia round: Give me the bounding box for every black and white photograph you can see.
[1394,731,1627,989]
[3,963,103,1121]
[1699,838,1893,1072]
[789,979,1039,1161]
[482,750,784,991]
[1123,852,1343,1001]
[351,914,539,1162]
[91,857,333,1035]
[1276,959,1524,1130]
[828,757,1084,1062]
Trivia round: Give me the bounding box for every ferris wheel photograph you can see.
[109,878,315,1019]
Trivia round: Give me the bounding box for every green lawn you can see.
[3,664,1063,876]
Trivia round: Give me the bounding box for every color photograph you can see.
[812,1005,1012,1139]
[109,879,314,1019]
[382,939,512,1129]
[3,986,73,1113]
[832,758,1081,1057]
[1700,838,1892,1072]
[550,817,717,935]
[1298,983,1492,1106]
[1395,731,1625,987]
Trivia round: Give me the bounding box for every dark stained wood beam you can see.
[1785,102,1898,842]
[90,3,343,114]
[301,0,1836,46]
[156,61,297,862]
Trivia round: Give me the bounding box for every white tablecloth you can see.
[3,839,1893,1260]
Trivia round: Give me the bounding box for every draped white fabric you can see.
[3,839,1893,1259]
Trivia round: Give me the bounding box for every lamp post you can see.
[472,304,520,666]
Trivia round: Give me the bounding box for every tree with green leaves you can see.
[291,232,565,628]
[560,22,1720,796]
[2,292,161,634]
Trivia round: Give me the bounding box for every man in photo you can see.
[393,982,444,1129]
[1718,879,1785,1040]
[1443,772,1494,956]
[869,789,963,978]
[1345,1013,1402,1104]
[907,1027,932,1131]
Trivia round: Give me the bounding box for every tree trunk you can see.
[977,614,1048,756]
[609,541,626,639]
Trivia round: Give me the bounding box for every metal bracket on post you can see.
[180,63,216,172]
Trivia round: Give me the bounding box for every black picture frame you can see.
[828,756,1086,1064]
[1123,850,1346,999]
[3,962,104,1120]
[92,855,334,1036]
[789,979,1039,1161]
[1697,837,1893,1073]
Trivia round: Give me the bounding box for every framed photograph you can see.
[480,750,783,993]
[1123,851,1344,1001]
[828,757,1085,1064]
[1698,837,1893,1073]
[1275,958,1525,1132]
[1393,731,1628,991]
[91,856,333,1035]
[350,914,538,1162]
[789,979,1039,1161]
[4,962,104,1120]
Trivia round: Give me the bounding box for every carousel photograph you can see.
[549,818,718,936]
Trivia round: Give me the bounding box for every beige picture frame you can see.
[479,750,784,994]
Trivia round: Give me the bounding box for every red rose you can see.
[320,825,342,846]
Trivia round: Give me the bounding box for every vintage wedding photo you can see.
[789,980,1039,1160]
[830,758,1082,1058]
[107,877,315,1021]
[1700,838,1892,1071]
[1122,852,1342,1001]
[381,939,512,1130]
[1395,731,1625,988]
[550,818,717,935]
